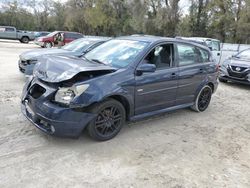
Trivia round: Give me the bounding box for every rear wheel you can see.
[87,99,125,141]
[191,85,212,112]
[44,42,52,48]
[21,36,29,43]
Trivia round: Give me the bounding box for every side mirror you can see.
[136,63,156,75]
[208,47,213,51]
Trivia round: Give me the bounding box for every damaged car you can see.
[19,37,109,75]
[21,36,219,141]
[219,48,250,85]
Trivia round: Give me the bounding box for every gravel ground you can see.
[0,39,250,188]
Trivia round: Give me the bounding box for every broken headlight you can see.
[54,84,89,105]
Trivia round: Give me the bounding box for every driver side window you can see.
[144,44,173,69]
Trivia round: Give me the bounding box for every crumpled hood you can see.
[20,48,76,61]
[34,55,116,83]
[229,58,250,68]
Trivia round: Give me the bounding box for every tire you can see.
[21,36,29,43]
[219,77,227,83]
[87,99,125,141]
[44,42,52,48]
[191,85,212,112]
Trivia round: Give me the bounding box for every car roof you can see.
[116,35,210,50]
[188,37,220,42]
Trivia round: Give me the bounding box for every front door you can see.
[135,43,178,115]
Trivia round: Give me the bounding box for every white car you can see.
[186,37,221,64]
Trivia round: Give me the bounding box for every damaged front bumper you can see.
[21,78,96,138]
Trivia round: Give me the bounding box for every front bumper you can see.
[219,66,250,85]
[34,41,44,47]
[219,75,250,85]
[21,78,96,138]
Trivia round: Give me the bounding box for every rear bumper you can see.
[21,78,96,138]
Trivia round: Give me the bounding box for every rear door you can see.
[176,43,210,105]
[135,43,178,115]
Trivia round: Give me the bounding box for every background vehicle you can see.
[34,31,83,48]
[34,31,50,39]
[178,37,221,64]
[219,48,250,85]
[21,36,218,141]
[0,26,35,43]
[188,37,221,64]
[19,37,109,75]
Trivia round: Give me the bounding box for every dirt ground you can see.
[0,39,250,188]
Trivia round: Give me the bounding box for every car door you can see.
[135,43,178,115]
[176,43,210,105]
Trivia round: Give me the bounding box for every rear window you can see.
[5,27,15,32]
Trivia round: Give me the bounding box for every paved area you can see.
[0,39,250,188]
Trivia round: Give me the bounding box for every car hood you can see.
[20,48,76,61]
[229,58,250,68]
[34,55,117,83]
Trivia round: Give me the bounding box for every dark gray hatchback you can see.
[21,36,219,141]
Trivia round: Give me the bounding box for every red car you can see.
[34,31,83,48]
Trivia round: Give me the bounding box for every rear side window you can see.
[5,27,15,32]
[177,44,208,66]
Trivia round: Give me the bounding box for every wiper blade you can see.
[91,59,105,65]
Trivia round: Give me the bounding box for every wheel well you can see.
[108,95,130,120]
[207,82,214,92]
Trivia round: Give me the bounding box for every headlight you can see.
[54,84,89,105]
[38,38,43,42]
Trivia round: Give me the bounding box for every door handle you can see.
[199,68,204,73]
[171,72,177,78]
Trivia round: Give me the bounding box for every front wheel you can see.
[44,42,52,48]
[191,85,212,112]
[87,99,125,141]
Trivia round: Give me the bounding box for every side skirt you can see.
[129,103,194,122]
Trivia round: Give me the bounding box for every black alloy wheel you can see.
[191,85,212,112]
[87,99,125,141]
[197,86,212,112]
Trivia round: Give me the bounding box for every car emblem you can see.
[235,67,241,72]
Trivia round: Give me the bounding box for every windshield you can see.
[85,39,149,68]
[62,39,95,52]
[236,49,250,60]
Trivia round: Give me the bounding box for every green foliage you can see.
[0,0,249,43]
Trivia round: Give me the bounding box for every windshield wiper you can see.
[91,59,106,65]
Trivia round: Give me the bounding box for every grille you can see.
[227,68,248,79]
[29,84,46,99]
[230,66,248,72]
